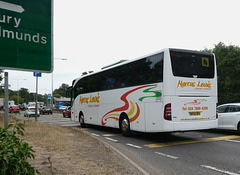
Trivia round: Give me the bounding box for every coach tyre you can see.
[120,114,132,136]
[79,113,86,128]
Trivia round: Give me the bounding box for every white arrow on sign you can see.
[0,1,24,13]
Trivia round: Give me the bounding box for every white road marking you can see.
[91,133,100,137]
[101,140,150,175]
[105,137,119,143]
[226,139,240,143]
[126,143,142,149]
[155,152,178,159]
[202,165,240,175]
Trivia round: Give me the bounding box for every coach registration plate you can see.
[189,112,201,116]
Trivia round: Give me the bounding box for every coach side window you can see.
[117,63,132,88]
[146,52,164,83]
[134,52,163,86]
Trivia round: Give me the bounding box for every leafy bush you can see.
[0,119,39,175]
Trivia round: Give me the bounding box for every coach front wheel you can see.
[120,114,132,137]
[79,114,86,128]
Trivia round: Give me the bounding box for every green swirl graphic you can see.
[138,87,162,102]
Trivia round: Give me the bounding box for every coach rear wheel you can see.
[120,115,132,137]
[79,114,86,128]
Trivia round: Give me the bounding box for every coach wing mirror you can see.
[66,86,73,97]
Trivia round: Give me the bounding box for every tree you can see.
[204,42,240,104]
[53,83,70,97]
[9,95,24,105]
[38,94,48,105]
[19,88,31,103]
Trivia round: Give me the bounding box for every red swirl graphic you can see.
[101,84,156,125]
[184,99,207,106]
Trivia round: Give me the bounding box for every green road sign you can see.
[48,98,51,105]
[0,0,53,72]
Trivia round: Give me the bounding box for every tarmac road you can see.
[13,111,240,175]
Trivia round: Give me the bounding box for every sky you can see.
[3,0,240,95]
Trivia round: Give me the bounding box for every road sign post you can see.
[0,0,53,73]
[4,72,8,128]
[35,75,38,121]
[33,72,41,121]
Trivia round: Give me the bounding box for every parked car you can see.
[63,106,71,118]
[59,106,68,111]
[18,104,27,111]
[40,106,52,115]
[24,107,40,117]
[9,105,20,113]
[218,103,240,134]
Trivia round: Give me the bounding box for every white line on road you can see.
[126,143,142,149]
[101,140,150,175]
[226,139,240,143]
[105,137,119,143]
[91,133,100,137]
[155,152,178,159]
[202,165,240,175]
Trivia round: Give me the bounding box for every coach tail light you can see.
[164,103,172,121]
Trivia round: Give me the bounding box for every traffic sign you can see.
[33,72,42,77]
[47,93,51,99]
[0,0,53,73]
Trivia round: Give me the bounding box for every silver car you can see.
[24,107,40,117]
[218,103,240,134]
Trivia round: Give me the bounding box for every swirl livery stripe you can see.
[138,86,162,101]
[184,99,207,106]
[103,101,135,123]
[127,101,135,116]
[101,84,156,125]
[129,103,140,122]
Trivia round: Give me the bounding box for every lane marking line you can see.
[91,133,100,137]
[202,165,240,175]
[226,139,240,143]
[126,143,142,149]
[102,133,121,137]
[155,152,178,159]
[144,135,240,148]
[105,137,119,143]
[100,139,150,175]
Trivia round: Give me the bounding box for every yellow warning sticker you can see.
[202,57,209,67]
